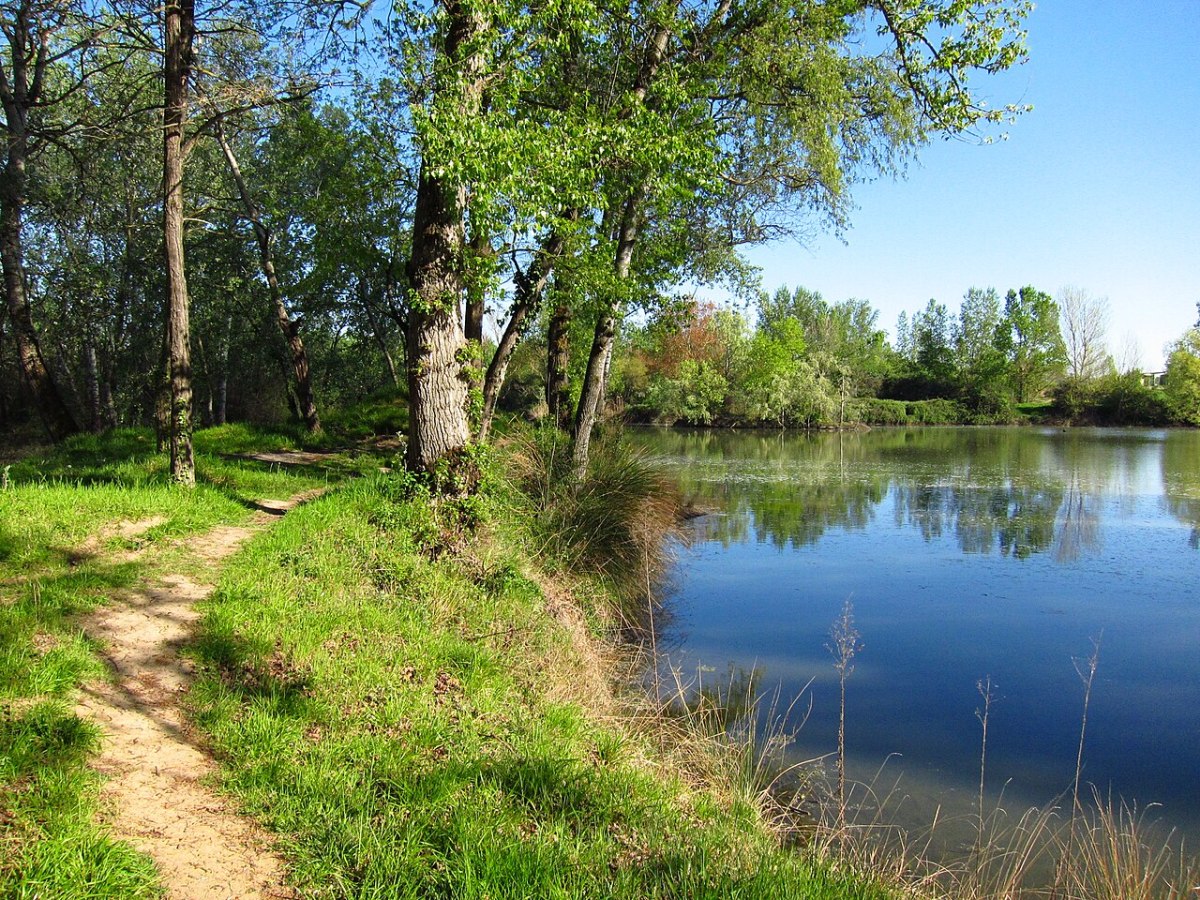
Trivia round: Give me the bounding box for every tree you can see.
[162,0,196,484]
[912,298,955,389]
[1059,286,1110,381]
[1164,329,1200,425]
[568,0,1033,474]
[998,286,1066,403]
[955,287,1011,413]
[0,0,95,440]
[211,111,321,433]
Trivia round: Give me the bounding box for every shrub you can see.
[846,398,908,425]
[907,398,969,425]
[503,426,679,613]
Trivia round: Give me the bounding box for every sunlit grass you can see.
[187,475,893,899]
[0,426,374,898]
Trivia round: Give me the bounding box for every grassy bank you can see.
[2,425,892,898]
[0,427,357,898]
[185,465,892,898]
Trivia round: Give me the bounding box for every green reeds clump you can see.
[504,426,681,616]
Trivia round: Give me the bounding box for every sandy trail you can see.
[75,492,320,900]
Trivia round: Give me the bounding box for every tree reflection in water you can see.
[635,425,1196,561]
[1162,430,1200,549]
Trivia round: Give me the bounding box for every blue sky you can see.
[741,1,1200,370]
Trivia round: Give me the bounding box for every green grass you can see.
[1015,400,1054,422]
[0,426,375,898]
[187,475,893,899]
[2,424,892,898]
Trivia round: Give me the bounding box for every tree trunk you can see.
[154,329,169,451]
[0,152,77,441]
[464,229,488,371]
[213,314,230,425]
[404,0,486,481]
[0,5,79,442]
[406,162,472,476]
[163,0,195,484]
[546,303,572,431]
[571,309,615,476]
[358,280,399,387]
[477,228,565,441]
[571,191,643,477]
[83,338,103,432]
[569,21,670,475]
[213,114,320,432]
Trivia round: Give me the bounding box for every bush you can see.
[1050,373,1170,426]
[503,425,679,612]
[846,398,908,425]
[907,398,970,425]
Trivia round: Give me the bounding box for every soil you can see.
[74,491,323,899]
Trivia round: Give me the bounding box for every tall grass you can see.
[793,622,1196,899]
[503,426,681,619]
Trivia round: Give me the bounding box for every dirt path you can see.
[75,492,322,900]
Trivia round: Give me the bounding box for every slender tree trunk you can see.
[213,314,230,425]
[572,190,643,477]
[0,315,8,428]
[99,380,116,428]
[571,310,615,476]
[213,114,320,432]
[358,280,399,386]
[569,21,670,476]
[83,338,102,432]
[163,0,195,484]
[464,229,489,371]
[154,328,169,451]
[477,228,565,441]
[546,302,572,431]
[195,333,213,425]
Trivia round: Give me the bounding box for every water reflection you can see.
[636,425,1200,854]
[1162,430,1200,549]
[636,426,1199,560]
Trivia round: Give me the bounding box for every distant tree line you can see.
[528,283,1199,428]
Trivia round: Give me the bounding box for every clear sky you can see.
[740,1,1200,371]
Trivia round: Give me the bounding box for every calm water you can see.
[632,426,1200,845]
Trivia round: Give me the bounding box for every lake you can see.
[631,426,1200,850]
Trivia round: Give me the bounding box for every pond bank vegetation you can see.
[4,421,1196,897]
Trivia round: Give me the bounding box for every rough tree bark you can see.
[213,114,321,432]
[406,162,473,476]
[0,3,79,441]
[404,0,487,480]
[163,0,195,484]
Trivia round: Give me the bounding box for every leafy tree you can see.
[1164,329,1200,425]
[911,298,956,392]
[736,317,834,427]
[568,0,1033,475]
[0,0,110,439]
[955,287,1012,414]
[643,359,728,425]
[997,285,1066,402]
